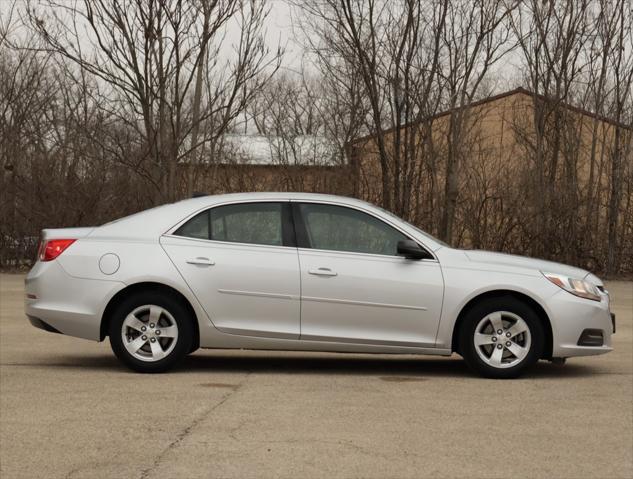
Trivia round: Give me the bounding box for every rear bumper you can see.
[27,316,62,334]
[25,261,123,341]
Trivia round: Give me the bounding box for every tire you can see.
[109,291,194,373]
[458,296,544,379]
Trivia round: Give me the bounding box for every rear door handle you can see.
[308,267,337,277]
[186,257,215,266]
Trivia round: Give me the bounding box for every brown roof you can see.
[348,86,632,147]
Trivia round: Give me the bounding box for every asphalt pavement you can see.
[1,274,631,478]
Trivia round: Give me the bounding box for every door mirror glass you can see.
[397,240,431,260]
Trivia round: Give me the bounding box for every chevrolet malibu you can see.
[25,193,615,378]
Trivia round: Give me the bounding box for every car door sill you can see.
[217,326,299,340]
[300,333,435,349]
[213,327,446,354]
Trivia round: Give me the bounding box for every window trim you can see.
[167,201,296,248]
[291,201,436,261]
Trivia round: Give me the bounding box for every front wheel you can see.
[458,297,544,379]
[109,292,193,373]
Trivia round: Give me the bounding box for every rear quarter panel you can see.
[56,238,215,338]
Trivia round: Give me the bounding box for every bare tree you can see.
[604,0,633,274]
[1,0,631,275]
[294,0,450,218]
[509,0,632,271]
[0,41,145,266]
[582,0,620,241]
[25,0,281,203]
[509,0,593,260]
[437,0,517,242]
[247,72,363,191]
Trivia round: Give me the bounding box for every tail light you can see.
[38,239,76,262]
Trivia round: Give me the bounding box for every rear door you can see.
[294,202,444,347]
[161,201,300,339]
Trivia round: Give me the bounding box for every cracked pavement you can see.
[1,274,632,478]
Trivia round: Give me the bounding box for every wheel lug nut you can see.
[491,336,497,342]
[150,337,156,343]
[142,335,147,340]
[141,326,146,332]
[506,332,511,338]
[150,323,155,328]
[155,330,161,335]
[506,341,511,347]
[497,344,503,349]
[497,329,503,335]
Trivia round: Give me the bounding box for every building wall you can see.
[347,90,633,272]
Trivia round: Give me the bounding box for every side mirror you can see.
[397,240,431,260]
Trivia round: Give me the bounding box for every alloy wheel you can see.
[473,311,531,369]
[121,304,179,362]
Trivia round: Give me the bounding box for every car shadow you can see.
[4,351,600,379]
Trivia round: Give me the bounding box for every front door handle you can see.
[308,267,337,277]
[186,257,215,266]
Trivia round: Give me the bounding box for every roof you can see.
[174,191,371,209]
[94,192,445,250]
[348,87,632,147]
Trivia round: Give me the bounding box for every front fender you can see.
[434,266,559,349]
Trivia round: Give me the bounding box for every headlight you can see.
[542,272,602,301]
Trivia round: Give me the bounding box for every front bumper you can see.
[611,312,616,333]
[25,260,123,341]
[547,289,614,358]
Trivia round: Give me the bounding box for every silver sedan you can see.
[25,193,615,378]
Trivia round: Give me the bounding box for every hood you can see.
[464,250,590,279]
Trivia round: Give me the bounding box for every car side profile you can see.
[25,193,615,378]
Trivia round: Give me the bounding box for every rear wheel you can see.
[458,297,544,379]
[109,292,193,373]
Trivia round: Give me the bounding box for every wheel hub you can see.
[121,304,179,362]
[474,311,531,369]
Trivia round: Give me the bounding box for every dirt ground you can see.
[0,273,631,479]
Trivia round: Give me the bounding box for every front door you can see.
[161,201,300,339]
[294,202,444,347]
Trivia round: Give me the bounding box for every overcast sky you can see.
[1,0,603,95]
[0,0,301,67]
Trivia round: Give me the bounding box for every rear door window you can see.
[174,202,292,247]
